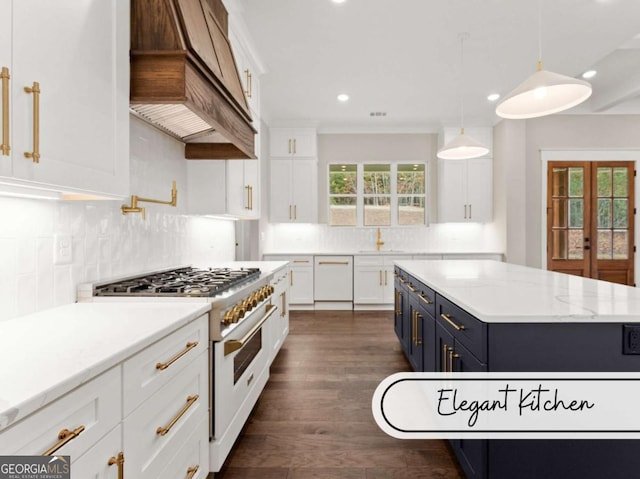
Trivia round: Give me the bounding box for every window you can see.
[328,163,426,226]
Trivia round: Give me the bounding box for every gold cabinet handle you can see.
[293,260,309,263]
[394,290,401,315]
[1,67,9,156]
[288,139,291,154]
[419,294,432,305]
[224,304,277,356]
[245,185,250,210]
[42,426,85,455]
[407,284,417,292]
[415,312,422,345]
[442,344,449,372]
[290,270,293,286]
[469,204,472,220]
[449,349,460,372]
[379,270,383,286]
[464,204,467,219]
[281,291,287,318]
[384,270,388,286]
[294,204,297,220]
[156,341,198,370]
[108,452,125,479]
[440,313,465,331]
[318,261,350,265]
[249,185,253,210]
[24,81,40,163]
[187,465,199,479]
[248,71,253,98]
[293,138,296,154]
[157,395,199,436]
[289,204,292,220]
[412,311,417,345]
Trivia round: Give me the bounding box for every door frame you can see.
[540,150,640,280]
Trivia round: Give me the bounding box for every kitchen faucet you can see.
[376,228,385,251]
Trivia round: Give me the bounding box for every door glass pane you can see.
[613,167,628,197]
[597,168,612,197]
[597,198,612,228]
[364,164,391,195]
[329,197,356,226]
[597,230,613,259]
[568,168,584,197]
[398,196,425,225]
[329,164,357,194]
[364,196,390,225]
[613,198,629,229]
[552,199,567,228]
[397,164,425,194]
[568,199,583,228]
[568,230,584,260]
[613,230,629,260]
[552,230,567,260]
[552,168,567,197]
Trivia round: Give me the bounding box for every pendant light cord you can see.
[458,32,468,134]
[537,0,543,70]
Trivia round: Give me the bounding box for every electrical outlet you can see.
[623,325,640,355]
[53,234,73,265]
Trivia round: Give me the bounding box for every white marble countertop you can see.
[0,302,211,432]
[263,251,503,257]
[395,260,640,324]
[203,261,289,274]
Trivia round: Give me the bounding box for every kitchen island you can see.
[394,260,640,479]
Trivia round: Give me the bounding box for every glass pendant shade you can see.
[496,62,592,119]
[437,128,490,160]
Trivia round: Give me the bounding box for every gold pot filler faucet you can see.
[376,227,385,251]
[121,180,178,220]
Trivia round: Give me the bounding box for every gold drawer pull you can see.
[440,313,465,331]
[156,341,198,370]
[24,81,40,163]
[293,259,309,263]
[419,294,432,305]
[1,67,9,156]
[42,425,85,455]
[108,452,125,479]
[156,395,199,436]
[449,349,460,372]
[187,465,199,479]
[407,284,417,292]
[318,261,350,265]
[415,312,422,345]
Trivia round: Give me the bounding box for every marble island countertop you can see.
[0,302,211,432]
[396,259,640,323]
[263,251,503,257]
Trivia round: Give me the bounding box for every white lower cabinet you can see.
[354,255,404,306]
[269,266,290,363]
[314,256,353,302]
[72,425,122,479]
[160,418,209,479]
[263,255,314,308]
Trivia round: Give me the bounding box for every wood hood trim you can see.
[130,0,256,160]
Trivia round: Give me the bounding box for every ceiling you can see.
[231,0,640,132]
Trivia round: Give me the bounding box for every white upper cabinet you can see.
[270,128,317,157]
[0,0,129,198]
[438,157,492,223]
[269,158,318,223]
[230,37,260,118]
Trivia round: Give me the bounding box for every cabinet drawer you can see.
[159,415,209,479]
[123,315,208,415]
[408,278,436,318]
[0,367,121,458]
[354,256,383,267]
[124,350,208,479]
[436,295,487,362]
[71,424,121,478]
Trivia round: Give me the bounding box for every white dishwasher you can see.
[314,256,353,305]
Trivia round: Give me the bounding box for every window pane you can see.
[568,199,583,228]
[552,168,567,197]
[364,196,390,226]
[552,230,567,260]
[568,229,584,260]
[329,164,357,195]
[329,196,356,226]
[597,167,612,197]
[613,167,628,197]
[552,199,567,228]
[613,230,629,260]
[398,196,425,225]
[568,168,584,197]
[597,230,613,259]
[397,164,425,195]
[597,198,612,228]
[613,198,628,229]
[364,164,391,195]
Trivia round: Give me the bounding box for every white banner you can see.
[372,372,640,439]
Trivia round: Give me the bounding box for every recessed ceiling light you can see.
[582,70,597,79]
[487,93,500,102]
[337,94,349,102]
[332,0,346,3]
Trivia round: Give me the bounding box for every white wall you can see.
[494,114,640,268]
[0,117,235,321]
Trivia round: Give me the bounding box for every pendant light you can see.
[437,33,489,160]
[495,0,592,119]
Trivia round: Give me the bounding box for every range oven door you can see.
[211,302,277,471]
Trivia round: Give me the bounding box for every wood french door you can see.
[547,161,635,285]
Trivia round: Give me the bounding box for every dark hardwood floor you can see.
[216,310,464,479]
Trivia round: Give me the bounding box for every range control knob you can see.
[223,309,234,325]
[232,305,245,323]
[248,294,258,307]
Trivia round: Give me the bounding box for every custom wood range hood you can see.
[130,0,256,159]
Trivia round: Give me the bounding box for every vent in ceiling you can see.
[369,111,387,117]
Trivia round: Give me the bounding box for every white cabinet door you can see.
[314,256,353,301]
[289,129,317,157]
[466,157,492,222]
[291,159,318,223]
[353,265,384,304]
[243,158,260,218]
[72,425,122,479]
[9,0,129,198]
[269,128,317,157]
[438,158,492,223]
[270,158,293,222]
[270,128,294,157]
[187,160,226,215]
[289,265,314,305]
[226,160,248,216]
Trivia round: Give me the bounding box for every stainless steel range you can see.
[78,265,278,473]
